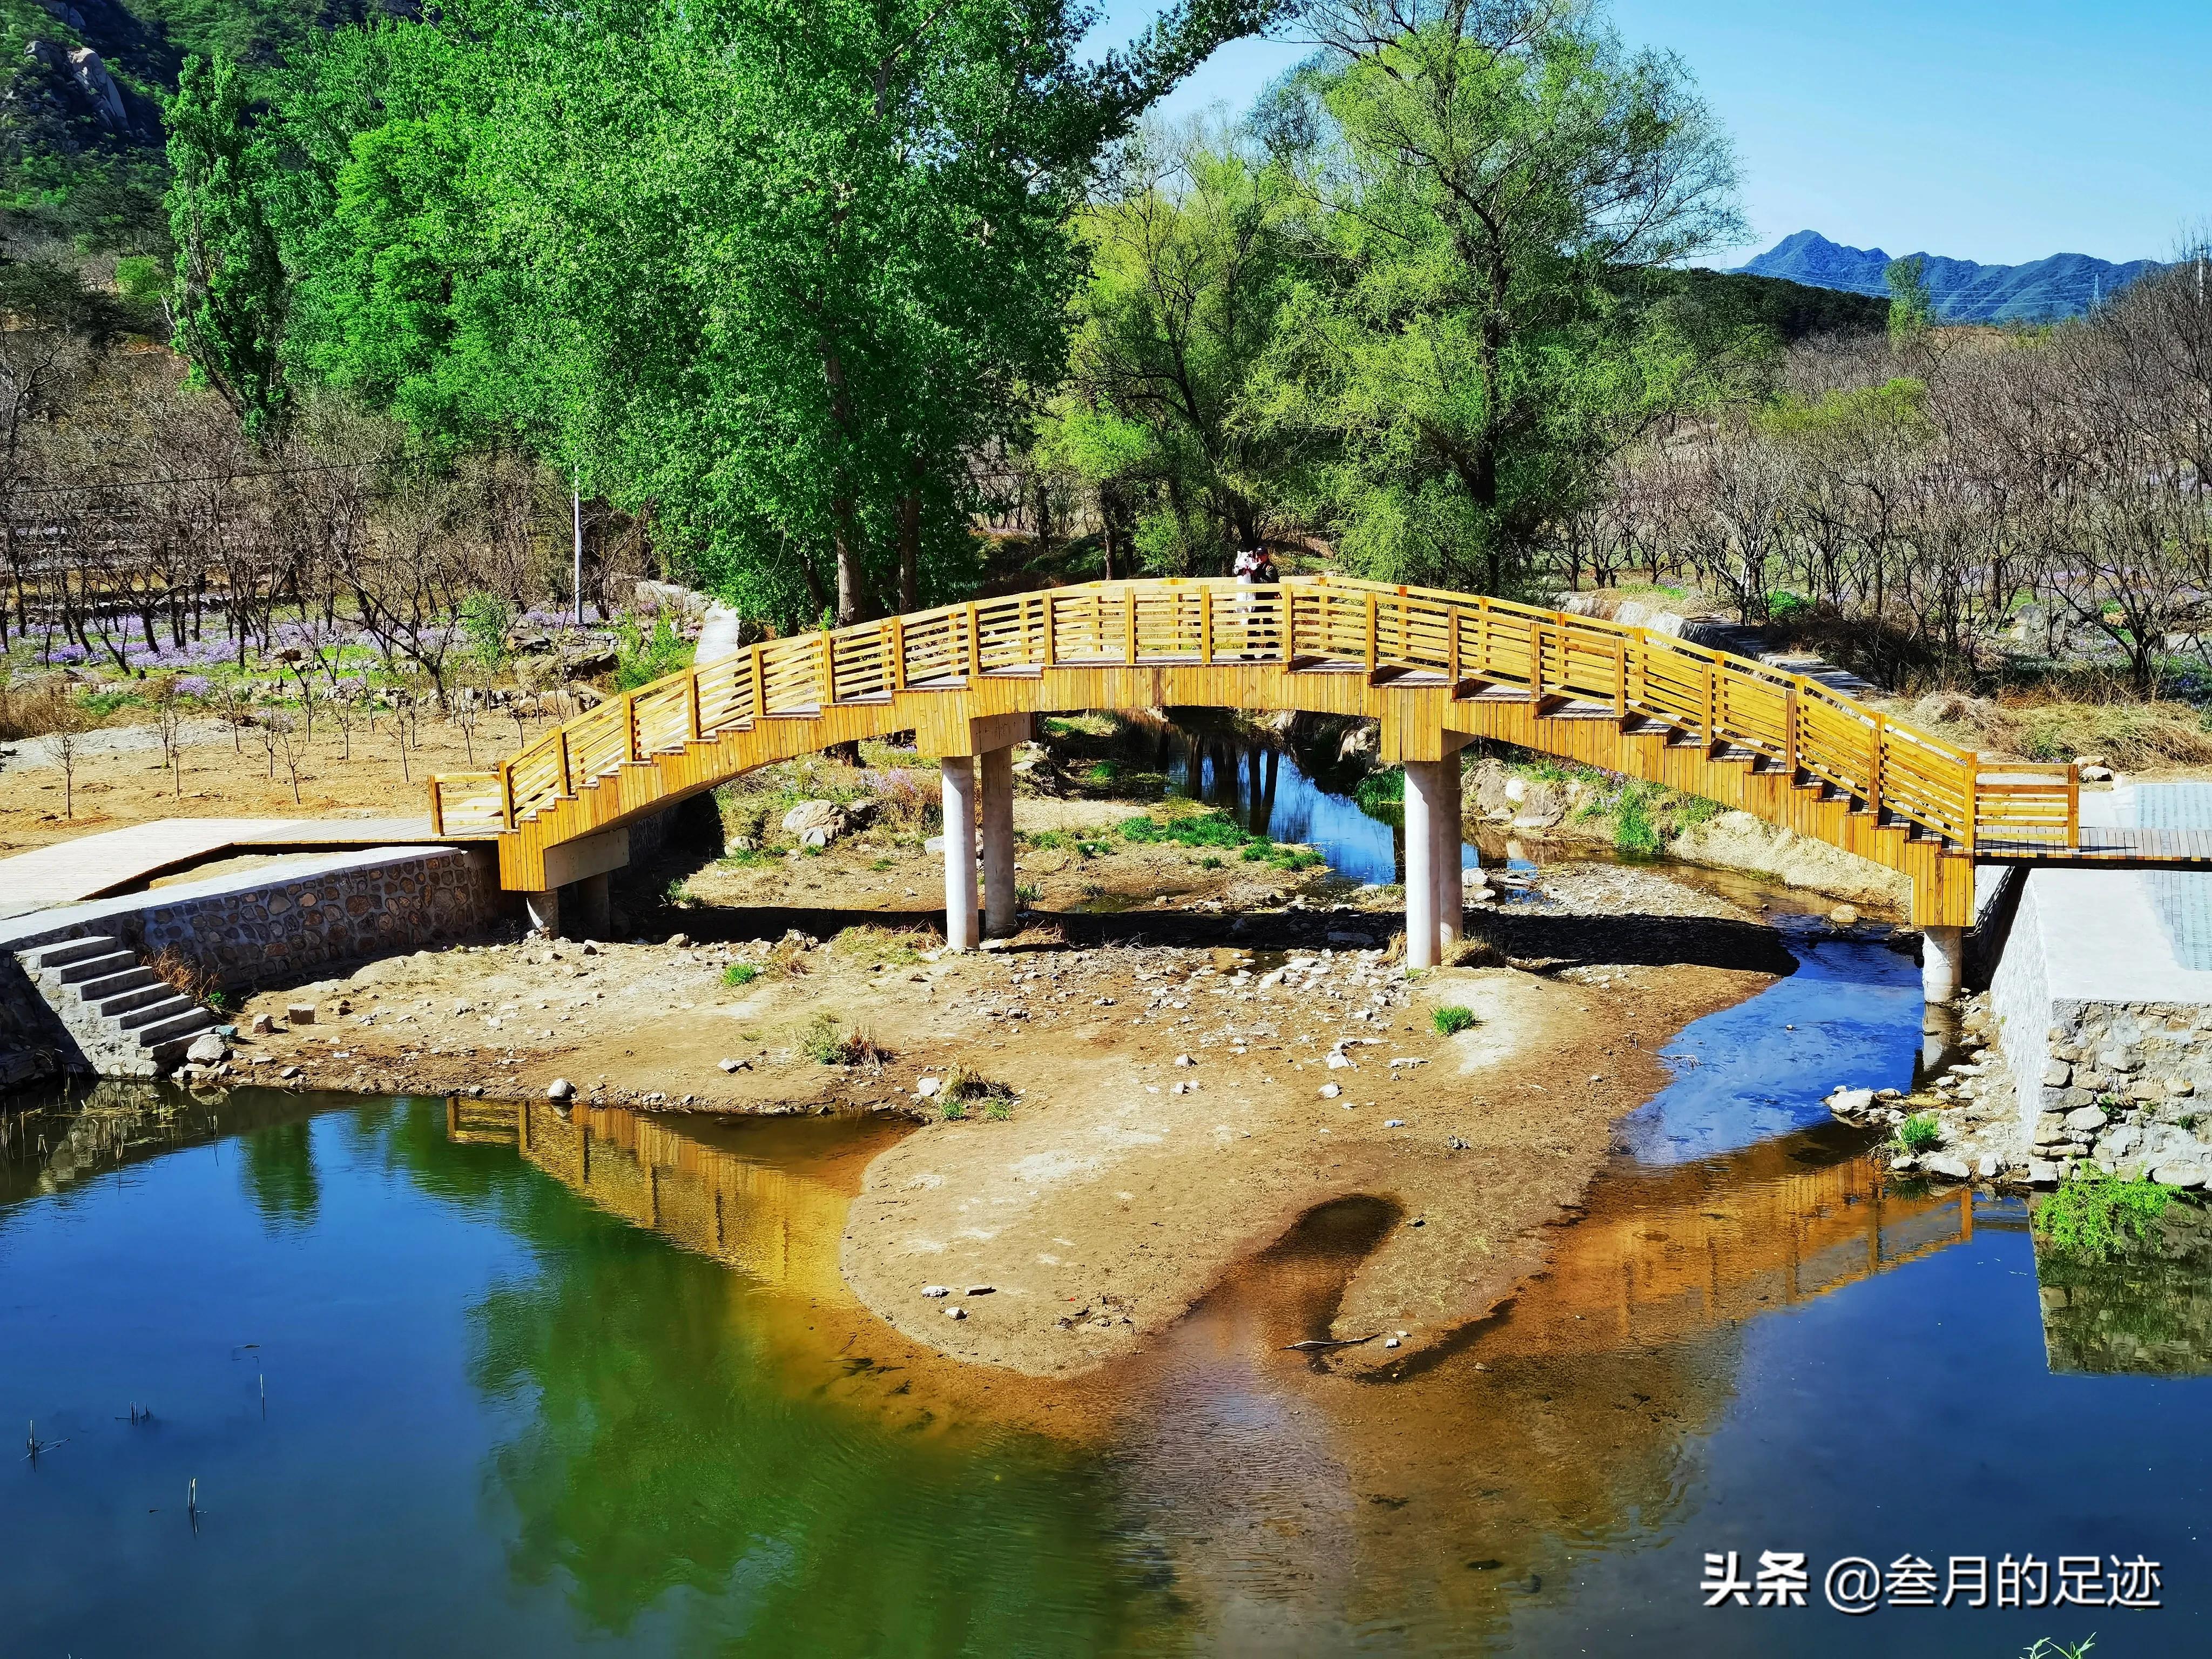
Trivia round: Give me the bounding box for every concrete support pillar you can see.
[1921,923,1964,1004]
[571,871,611,940]
[524,888,562,938]
[1402,759,1442,970]
[1434,752,1464,959]
[980,745,1017,938]
[941,756,980,952]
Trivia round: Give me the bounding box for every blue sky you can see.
[1094,1,2212,267]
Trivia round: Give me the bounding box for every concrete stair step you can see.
[117,994,199,1033]
[136,1008,216,1048]
[17,935,120,973]
[51,949,139,986]
[77,966,158,1001]
[89,982,177,1020]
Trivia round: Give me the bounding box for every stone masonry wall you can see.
[2,847,510,1090]
[2024,1002,2212,1187]
[134,847,507,990]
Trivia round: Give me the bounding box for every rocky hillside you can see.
[0,0,408,251]
[1739,229,2162,325]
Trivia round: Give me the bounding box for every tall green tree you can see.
[1049,119,1307,574]
[167,50,291,433]
[191,0,1287,626]
[1256,0,1743,592]
[1886,253,1935,342]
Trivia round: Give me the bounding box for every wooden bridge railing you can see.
[427,576,2082,857]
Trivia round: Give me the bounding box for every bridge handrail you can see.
[428,575,2080,857]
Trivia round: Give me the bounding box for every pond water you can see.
[5,927,2208,1654]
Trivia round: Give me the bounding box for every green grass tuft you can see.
[1432,1005,1476,1036]
[1896,1111,1942,1153]
[2037,1168,2183,1258]
[721,963,759,987]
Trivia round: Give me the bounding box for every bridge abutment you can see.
[1922,924,1964,1004]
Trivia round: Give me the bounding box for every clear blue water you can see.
[1164,734,1492,888]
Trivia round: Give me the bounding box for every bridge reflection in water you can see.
[444,1099,2004,1644]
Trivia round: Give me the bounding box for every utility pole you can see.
[572,470,584,626]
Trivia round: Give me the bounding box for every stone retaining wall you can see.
[2022,1003,2212,1185]
[1986,865,2212,1187]
[1,846,510,1089]
[0,845,507,986]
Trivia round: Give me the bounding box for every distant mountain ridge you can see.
[1736,231,2162,325]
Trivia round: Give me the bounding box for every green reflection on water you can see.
[377,1099,1175,1654]
[2037,1197,2212,1375]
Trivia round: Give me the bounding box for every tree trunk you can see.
[898,480,921,613]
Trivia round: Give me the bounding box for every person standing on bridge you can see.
[1232,546,1278,657]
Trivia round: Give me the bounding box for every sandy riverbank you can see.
[211,849,1790,1378]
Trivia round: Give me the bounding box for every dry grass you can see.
[941,1063,1016,1103]
[0,677,70,742]
[1013,919,1068,949]
[1445,932,1510,969]
[143,945,219,1006]
[1908,689,2212,771]
[765,936,813,977]
[798,1011,891,1067]
[831,923,938,965]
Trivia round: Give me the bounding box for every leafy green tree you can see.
[200,0,1288,627]
[1255,0,1743,592]
[1886,253,1934,342]
[1051,120,1306,574]
[167,51,291,433]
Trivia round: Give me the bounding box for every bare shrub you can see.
[0,673,70,740]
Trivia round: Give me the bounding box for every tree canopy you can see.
[168,0,1287,624]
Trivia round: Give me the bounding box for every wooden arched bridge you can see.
[426,575,2153,996]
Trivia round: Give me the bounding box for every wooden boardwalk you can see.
[430,575,2181,929]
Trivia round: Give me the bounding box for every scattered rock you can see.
[1826,1086,1874,1116]
[1923,1152,1971,1180]
[718,1057,746,1073]
[185,1032,228,1065]
[916,1076,942,1098]
[921,1285,951,1298]
[667,933,690,948]
[946,1305,967,1319]
[547,1077,575,1101]
[1828,904,1860,928]
[1319,1083,1342,1099]
[286,1002,316,1026]
[1173,1054,1195,1067]
[248,1011,274,1036]
[965,1285,995,1296]
[781,800,849,848]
